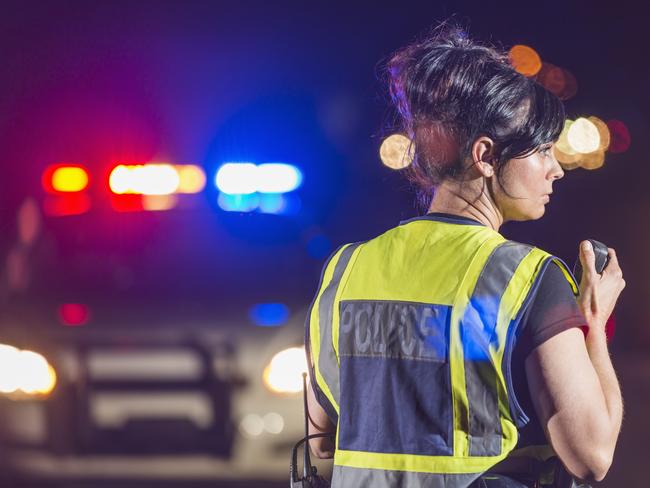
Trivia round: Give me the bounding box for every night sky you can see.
[0,0,648,351]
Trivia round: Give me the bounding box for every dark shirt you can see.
[512,260,586,447]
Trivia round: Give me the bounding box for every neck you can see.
[427,181,503,231]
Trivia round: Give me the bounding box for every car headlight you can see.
[0,343,57,397]
[263,346,308,394]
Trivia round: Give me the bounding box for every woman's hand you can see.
[577,241,626,334]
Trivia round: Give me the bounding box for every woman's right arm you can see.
[525,241,625,482]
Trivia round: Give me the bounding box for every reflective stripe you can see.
[335,448,513,474]
[332,465,481,488]
[308,245,349,416]
[492,247,553,456]
[448,234,506,458]
[464,242,532,456]
[552,258,579,295]
[317,242,362,410]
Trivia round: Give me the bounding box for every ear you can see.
[471,136,496,177]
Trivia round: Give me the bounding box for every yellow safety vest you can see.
[306,215,578,487]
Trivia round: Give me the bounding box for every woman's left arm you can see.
[306,384,336,459]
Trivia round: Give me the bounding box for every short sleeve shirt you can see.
[512,259,586,446]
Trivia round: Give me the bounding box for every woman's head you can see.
[386,24,566,221]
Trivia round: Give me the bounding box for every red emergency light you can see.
[58,303,90,327]
[42,164,90,194]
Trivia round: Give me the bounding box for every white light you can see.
[109,164,180,195]
[136,164,180,195]
[256,164,303,193]
[240,413,264,437]
[0,344,56,396]
[263,347,308,394]
[215,163,258,195]
[380,134,414,170]
[263,412,285,434]
[0,344,22,393]
[567,118,601,154]
[18,350,55,394]
[109,165,132,194]
[214,163,303,195]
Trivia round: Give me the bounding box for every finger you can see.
[604,247,622,275]
[579,240,597,282]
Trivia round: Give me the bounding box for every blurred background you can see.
[0,1,647,487]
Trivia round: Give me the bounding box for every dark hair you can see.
[386,24,565,209]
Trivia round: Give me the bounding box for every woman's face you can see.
[493,144,565,222]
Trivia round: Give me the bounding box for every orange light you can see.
[43,165,89,193]
[554,145,580,165]
[579,150,606,170]
[143,194,178,211]
[588,116,611,152]
[536,63,578,101]
[175,165,206,193]
[559,161,580,171]
[509,45,542,77]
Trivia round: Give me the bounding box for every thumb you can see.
[579,240,597,282]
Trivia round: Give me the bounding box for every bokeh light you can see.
[0,345,57,396]
[263,347,308,394]
[43,194,92,217]
[109,164,180,195]
[239,413,265,437]
[607,119,631,153]
[217,192,259,212]
[249,303,290,327]
[509,45,542,77]
[559,161,580,171]
[555,116,613,171]
[215,163,258,195]
[256,164,303,193]
[215,163,302,194]
[579,150,606,170]
[567,118,600,154]
[175,165,206,193]
[263,412,285,434]
[19,350,57,395]
[536,63,578,100]
[17,198,41,246]
[587,116,611,152]
[257,193,287,214]
[143,194,178,211]
[58,303,90,326]
[380,134,414,170]
[46,165,89,193]
[0,344,22,393]
[556,119,577,158]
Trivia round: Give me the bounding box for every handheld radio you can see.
[289,373,333,487]
[572,239,610,283]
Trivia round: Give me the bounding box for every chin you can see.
[510,206,546,221]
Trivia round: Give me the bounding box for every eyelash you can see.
[540,145,553,155]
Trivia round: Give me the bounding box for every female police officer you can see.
[305,25,624,488]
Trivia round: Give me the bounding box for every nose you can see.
[549,150,564,180]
